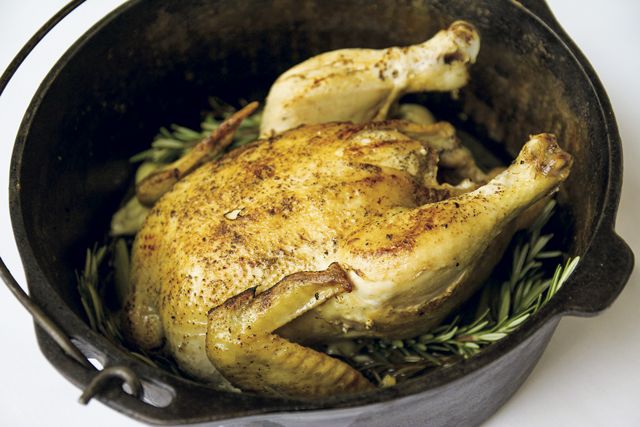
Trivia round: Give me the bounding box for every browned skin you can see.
[206,263,374,397]
[136,102,259,206]
[123,122,572,397]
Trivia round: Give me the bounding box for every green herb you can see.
[129,97,262,165]
[76,245,122,343]
[76,241,181,374]
[327,200,580,385]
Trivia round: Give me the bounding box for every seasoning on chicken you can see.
[124,120,571,397]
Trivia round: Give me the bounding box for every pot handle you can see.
[0,0,89,366]
[0,257,90,367]
[514,2,636,314]
[0,256,143,402]
[1,1,83,94]
[0,0,142,407]
[558,227,634,316]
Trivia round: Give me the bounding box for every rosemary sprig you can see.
[129,97,262,164]
[76,244,123,344]
[328,200,580,386]
[76,241,182,374]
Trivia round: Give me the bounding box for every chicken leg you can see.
[260,21,480,137]
[282,134,573,340]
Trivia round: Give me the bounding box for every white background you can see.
[0,1,638,426]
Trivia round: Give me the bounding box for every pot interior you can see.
[12,0,605,410]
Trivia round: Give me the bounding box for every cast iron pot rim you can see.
[6,0,635,424]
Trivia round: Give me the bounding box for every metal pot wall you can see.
[1,0,634,425]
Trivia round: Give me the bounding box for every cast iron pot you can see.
[1,0,634,425]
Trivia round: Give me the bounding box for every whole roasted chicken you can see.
[124,21,573,398]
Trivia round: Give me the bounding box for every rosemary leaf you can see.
[503,313,530,330]
[536,250,563,259]
[113,238,130,307]
[434,326,458,343]
[461,320,490,336]
[530,234,554,258]
[476,332,508,342]
[128,149,153,163]
[559,257,580,285]
[544,264,565,304]
[497,280,511,325]
[151,138,189,150]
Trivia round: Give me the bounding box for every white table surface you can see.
[0,1,638,426]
